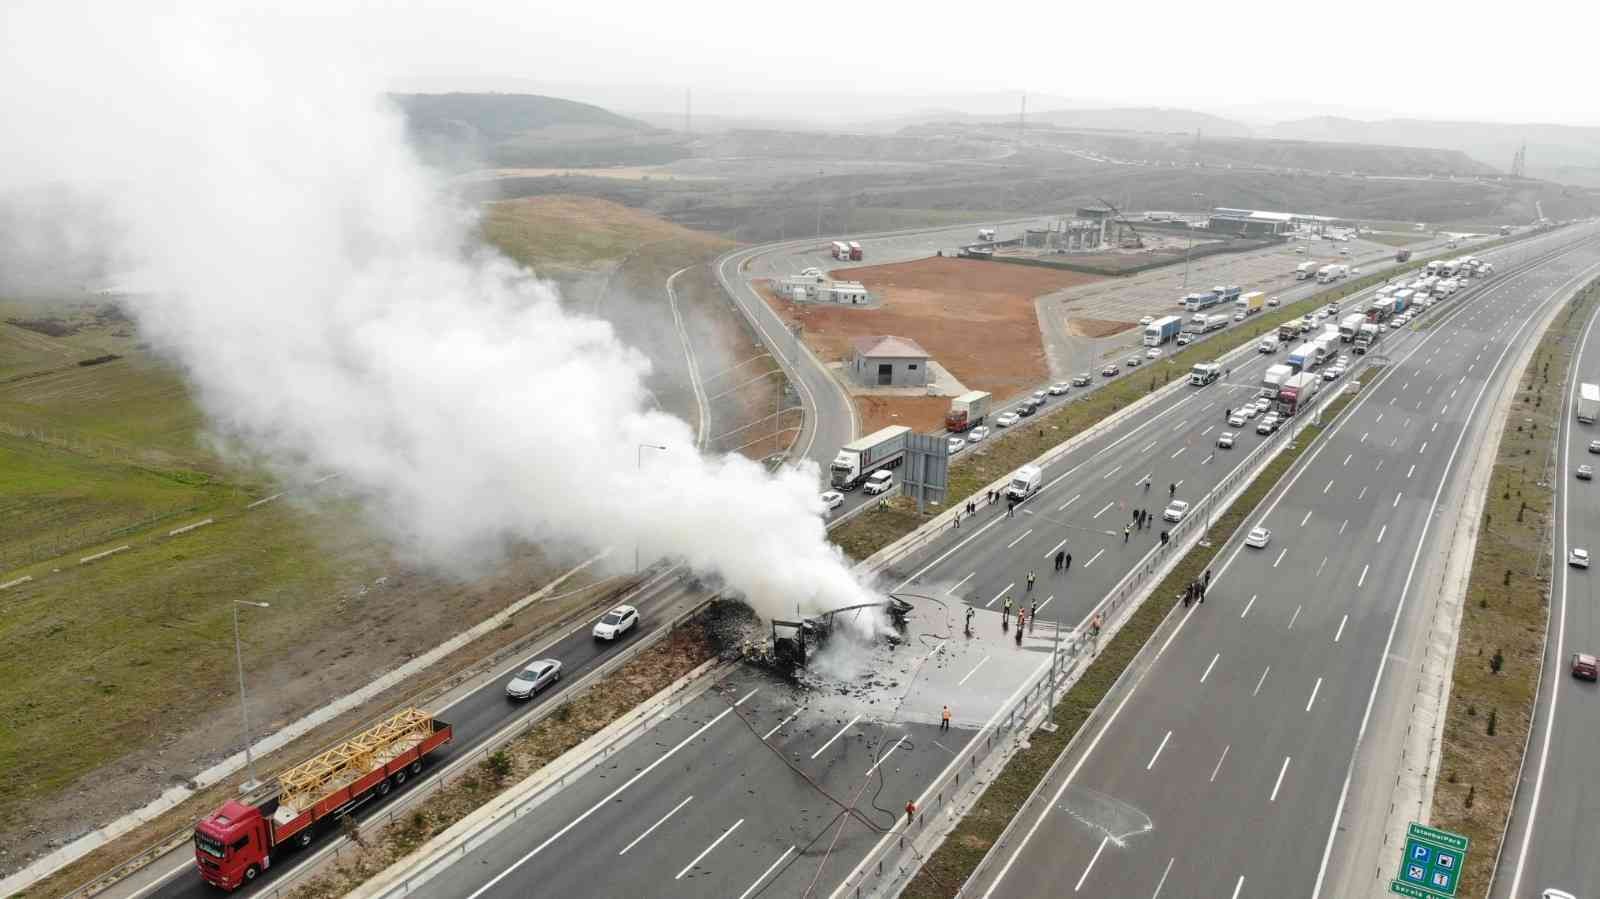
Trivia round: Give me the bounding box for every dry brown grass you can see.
[481,195,722,274]
[1429,277,1600,895]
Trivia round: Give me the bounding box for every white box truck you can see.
[1006,464,1043,501]
[1579,383,1600,424]
[1296,261,1318,280]
[1261,363,1294,397]
[1235,291,1266,317]
[831,425,911,490]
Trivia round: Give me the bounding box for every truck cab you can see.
[194,800,276,889]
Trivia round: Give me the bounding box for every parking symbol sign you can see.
[1390,823,1470,899]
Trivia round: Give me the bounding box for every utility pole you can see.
[1181,192,1206,291]
[684,88,691,135]
[635,443,667,572]
[816,168,824,239]
[232,600,271,793]
[1018,93,1026,145]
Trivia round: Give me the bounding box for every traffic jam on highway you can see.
[146,224,1598,899]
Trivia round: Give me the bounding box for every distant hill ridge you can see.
[390,92,651,141]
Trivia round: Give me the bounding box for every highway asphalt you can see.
[963,229,1600,899]
[117,568,705,899]
[1497,270,1600,898]
[416,231,1586,899]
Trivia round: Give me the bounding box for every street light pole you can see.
[232,600,271,793]
[1181,192,1206,292]
[815,168,824,239]
[635,443,667,572]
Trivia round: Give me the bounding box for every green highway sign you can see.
[1390,821,1470,898]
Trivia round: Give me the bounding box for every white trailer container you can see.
[831,425,911,490]
[1579,383,1600,424]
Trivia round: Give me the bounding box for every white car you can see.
[1253,397,1272,412]
[506,659,562,699]
[1126,355,1142,367]
[1163,500,1190,523]
[1351,267,1362,275]
[1267,296,1280,307]
[1031,389,1048,404]
[1324,304,1339,316]
[946,436,965,455]
[1543,889,1578,899]
[1049,382,1071,395]
[1245,526,1271,548]
[1176,333,1194,345]
[1101,364,1120,377]
[967,425,991,443]
[863,470,895,495]
[1228,413,1247,427]
[593,605,639,641]
[820,490,844,512]
[1217,431,1236,449]
[1257,414,1281,435]
[1139,315,1155,326]
[1571,548,1590,569]
[996,412,1020,428]
[1337,355,1351,367]
[1322,367,1340,381]
[1379,323,1389,333]
[1233,311,1246,322]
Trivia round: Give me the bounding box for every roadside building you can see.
[848,335,930,388]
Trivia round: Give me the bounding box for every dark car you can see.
[1574,652,1599,681]
[1016,401,1036,417]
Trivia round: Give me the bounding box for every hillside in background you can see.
[1268,116,1600,186]
[391,92,690,170]
[1026,106,1252,138]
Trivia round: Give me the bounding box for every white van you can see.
[1259,337,1279,354]
[1006,465,1043,501]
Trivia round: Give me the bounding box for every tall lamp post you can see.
[232,600,271,793]
[636,443,667,572]
[1181,192,1207,291]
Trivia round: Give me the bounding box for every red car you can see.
[1574,653,1599,681]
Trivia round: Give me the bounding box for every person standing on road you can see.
[1015,615,1024,646]
[1055,549,1065,572]
[1124,523,1132,543]
[1029,600,1038,634]
[965,606,975,637]
[1199,580,1207,603]
[905,800,917,827]
[1204,568,1212,590]
[1026,570,1037,592]
[941,705,951,732]
[1003,596,1013,628]
[1064,552,1072,572]
[953,514,960,531]
[1160,530,1169,546]
[1170,482,1177,498]
[1007,501,1016,518]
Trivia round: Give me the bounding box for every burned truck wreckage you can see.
[741,596,916,679]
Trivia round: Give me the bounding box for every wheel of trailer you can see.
[376,778,392,797]
[392,768,407,786]
[408,759,423,775]
[244,865,259,882]
[295,829,314,848]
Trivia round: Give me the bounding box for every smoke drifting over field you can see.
[0,3,874,620]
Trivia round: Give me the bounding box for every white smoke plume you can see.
[0,3,875,620]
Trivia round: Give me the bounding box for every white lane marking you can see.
[1270,756,1292,802]
[1084,548,1106,568]
[1323,479,1333,494]
[1376,460,1384,471]
[1151,857,1176,898]
[1036,594,1055,614]
[986,583,1014,607]
[463,705,736,898]
[865,736,908,776]
[1390,436,1398,447]
[1045,538,1068,558]
[1393,492,1402,508]
[675,818,744,880]
[919,640,947,666]
[1343,453,1352,466]
[620,795,694,855]
[1231,876,1246,899]
[1404,417,1412,428]
[1301,509,1313,526]
[1450,389,1457,400]
[762,714,796,741]
[810,715,862,759]
[1146,730,1173,770]
[1357,486,1368,500]
[1376,524,1388,544]
[1406,464,1415,478]
[1376,413,1384,423]
[1171,419,1189,432]
[1210,745,1231,782]
[1288,605,1302,630]
[947,571,975,595]
[1093,501,1115,519]
[736,846,796,899]
[1431,421,1439,433]
[1175,479,1185,488]
[735,688,759,706]
[1335,614,1349,642]
[1419,441,1428,454]
[1059,494,1081,511]
[1273,548,1287,568]
[1075,836,1110,892]
[1201,653,1220,682]
[1141,440,1158,453]
[958,656,990,687]
[1171,447,1186,460]
[1007,528,1034,549]
[1339,519,1348,535]
[1316,556,1328,576]
[1361,432,1368,443]
[1253,666,1270,696]
[1241,595,1257,618]
[1202,425,1215,436]
[1306,677,1324,712]
[1103,465,1123,480]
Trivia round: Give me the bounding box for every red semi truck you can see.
[193,709,451,890]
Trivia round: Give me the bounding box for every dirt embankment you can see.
[759,256,1103,423]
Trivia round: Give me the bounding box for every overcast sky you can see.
[338,0,1597,126]
[12,1,1600,127]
